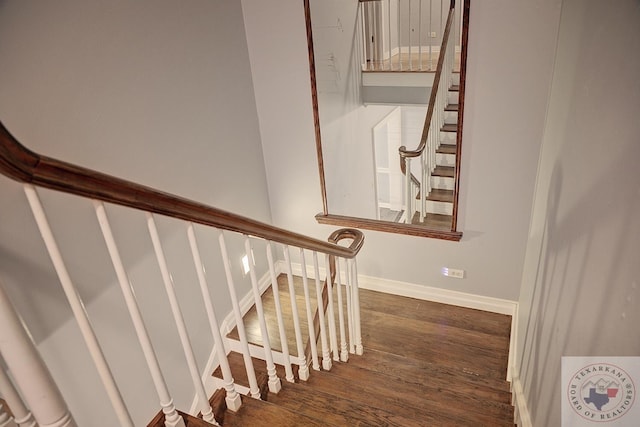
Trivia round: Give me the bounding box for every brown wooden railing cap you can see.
[0,121,364,259]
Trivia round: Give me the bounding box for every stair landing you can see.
[219,278,514,425]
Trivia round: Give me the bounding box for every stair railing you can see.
[399,0,457,224]
[0,123,364,427]
[360,0,459,72]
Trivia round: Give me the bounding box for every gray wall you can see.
[516,0,640,425]
[243,0,562,302]
[0,0,270,424]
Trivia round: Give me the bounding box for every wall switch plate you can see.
[442,267,465,279]
[429,31,437,38]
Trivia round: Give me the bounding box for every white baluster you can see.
[186,224,241,412]
[265,243,295,383]
[244,238,282,394]
[93,202,185,427]
[0,364,36,427]
[324,254,339,362]
[217,232,261,399]
[350,259,364,355]
[344,258,355,355]
[335,258,349,362]
[312,252,331,371]
[0,280,76,427]
[23,186,131,426]
[299,250,320,371]
[420,151,426,222]
[0,402,16,427]
[282,246,309,381]
[146,214,217,424]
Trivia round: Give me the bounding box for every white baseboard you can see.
[511,371,533,427]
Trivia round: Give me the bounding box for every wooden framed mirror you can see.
[305,0,469,240]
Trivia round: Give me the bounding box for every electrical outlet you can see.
[429,31,437,38]
[442,267,465,279]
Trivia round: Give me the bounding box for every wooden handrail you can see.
[399,0,456,159]
[0,122,364,259]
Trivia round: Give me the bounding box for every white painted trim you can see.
[511,371,533,427]
[220,267,274,335]
[358,273,516,316]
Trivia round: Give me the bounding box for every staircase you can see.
[207,276,515,426]
[415,78,460,227]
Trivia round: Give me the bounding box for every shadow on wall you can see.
[519,145,640,425]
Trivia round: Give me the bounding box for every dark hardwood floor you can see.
[219,275,513,426]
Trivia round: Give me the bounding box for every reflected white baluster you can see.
[0,280,76,427]
[282,246,309,381]
[244,238,281,394]
[0,402,16,427]
[23,186,131,427]
[146,214,216,424]
[265,243,295,383]
[93,202,185,427]
[0,364,36,427]
[217,232,261,399]
[429,0,433,69]
[350,259,364,355]
[324,254,339,362]
[418,0,422,70]
[405,158,412,224]
[397,0,402,70]
[387,0,392,70]
[312,252,331,371]
[408,0,412,70]
[299,250,320,371]
[335,259,349,362]
[186,224,241,412]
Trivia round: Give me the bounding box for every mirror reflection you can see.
[309,0,466,237]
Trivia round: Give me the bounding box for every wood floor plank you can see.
[221,275,514,426]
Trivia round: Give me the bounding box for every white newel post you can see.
[0,281,76,427]
[0,361,35,427]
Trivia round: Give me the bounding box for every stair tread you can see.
[212,351,296,390]
[426,188,455,203]
[444,103,459,112]
[223,394,325,427]
[410,212,454,230]
[433,165,455,178]
[437,144,457,154]
[450,84,460,91]
[441,123,457,132]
